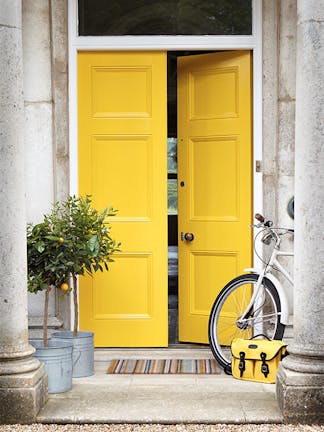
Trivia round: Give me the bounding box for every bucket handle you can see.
[73,351,82,367]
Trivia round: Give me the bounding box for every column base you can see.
[276,363,324,424]
[0,363,48,424]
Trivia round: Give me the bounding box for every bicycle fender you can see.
[244,267,261,273]
[243,268,289,325]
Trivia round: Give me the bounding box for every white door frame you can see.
[68,0,263,252]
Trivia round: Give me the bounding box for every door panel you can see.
[78,51,168,347]
[178,51,252,343]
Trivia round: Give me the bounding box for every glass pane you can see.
[78,0,252,36]
[168,179,178,215]
[168,138,177,174]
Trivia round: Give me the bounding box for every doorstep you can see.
[37,348,283,424]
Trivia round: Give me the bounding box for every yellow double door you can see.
[78,50,252,347]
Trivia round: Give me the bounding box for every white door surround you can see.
[68,0,263,272]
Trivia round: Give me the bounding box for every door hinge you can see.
[256,160,262,173]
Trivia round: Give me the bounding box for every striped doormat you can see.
[106,359,221,374]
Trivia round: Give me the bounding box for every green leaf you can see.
[45,235,61,241]
[87,235,99,256]
[35,242,45,253]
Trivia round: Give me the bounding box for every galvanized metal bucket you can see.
[52,331,94,377]
[29,339,73,393]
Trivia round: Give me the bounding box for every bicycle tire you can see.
[208,273,285,370]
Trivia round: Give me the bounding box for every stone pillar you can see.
[276,0,324,424]
[0,0,47,423]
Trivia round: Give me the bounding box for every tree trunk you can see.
[73,274,78,337]
[43,287,50,347]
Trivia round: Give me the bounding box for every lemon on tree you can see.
[61,283,69,291]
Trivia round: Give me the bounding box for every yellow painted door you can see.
[78,51,168,347]
[178,51,252,343]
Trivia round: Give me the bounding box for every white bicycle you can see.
[208,213,294,371]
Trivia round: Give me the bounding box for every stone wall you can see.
[23,0,55,318]
[263,0,296,317]
[23,0,70,330]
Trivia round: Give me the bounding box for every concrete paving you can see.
[37,348,283,424]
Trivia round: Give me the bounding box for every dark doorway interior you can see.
[168,215,178,345]
[167,52,179,345]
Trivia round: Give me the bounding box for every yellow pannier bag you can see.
[231,337,288,383]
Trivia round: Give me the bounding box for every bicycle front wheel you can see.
[208,273,285,369]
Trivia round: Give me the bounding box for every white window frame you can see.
[68,0,263,225]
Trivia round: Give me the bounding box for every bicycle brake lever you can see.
[250,223,262,229]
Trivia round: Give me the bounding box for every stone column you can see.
[0,0,47,423]
[276,0,324,423]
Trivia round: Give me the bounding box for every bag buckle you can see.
[260,352,269,377]
[239,352,246,377]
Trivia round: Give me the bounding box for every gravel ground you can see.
[0,425,322,432]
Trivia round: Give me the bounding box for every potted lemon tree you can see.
[49,195,120,377]
[27,213,74,393]
[28,195,119,387]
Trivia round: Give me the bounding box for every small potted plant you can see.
[27,214,74,393]
[50,195,120,377]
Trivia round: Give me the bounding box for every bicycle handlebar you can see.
[254,213,294,235]
[255,213,273,227]
[255,213,264,223]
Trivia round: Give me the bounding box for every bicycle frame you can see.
[270,250,294,285]
[240,229,293,327]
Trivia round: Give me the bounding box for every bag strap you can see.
[250,334,271,341]
[260,352,269,377]
[239,352,246,377]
